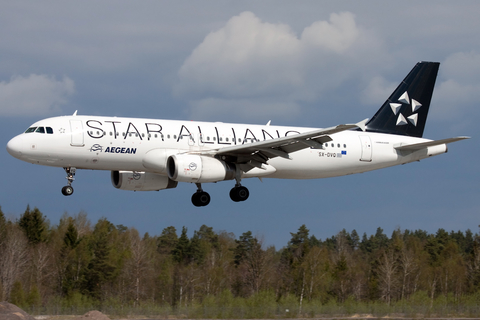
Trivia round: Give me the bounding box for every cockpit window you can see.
[25,127,37,133]
[35,127,45,134]
[46,127,53,134]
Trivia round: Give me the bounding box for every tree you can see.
[233,231,267,295]
[9,281,25,307]
[157,226,178,255]
[83,218,118,300]
[18,206,47,245]
[377,250,399,305]
[172,227,190,264]
[123,228,156,306]
[0,206,6,241]
[0,224,29,300]
[284,225,310,267]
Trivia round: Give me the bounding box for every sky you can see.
[0,1,478,248]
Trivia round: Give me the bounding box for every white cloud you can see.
[301,12,359,53]
[175,11,386,121]
[0,74,75,116]
[360,76,397,106]
[176,11,303,99]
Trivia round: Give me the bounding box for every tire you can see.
[192,191,210,207]
[62,186,74,196]
[198,192,211,206]
[230,186,249,202]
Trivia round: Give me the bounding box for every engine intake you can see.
[111,171,177,191]
[167,154,236,183]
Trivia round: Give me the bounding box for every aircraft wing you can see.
[394,136,470,151]
[201,120,366,170]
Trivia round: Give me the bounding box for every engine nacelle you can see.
[111,171,178,191]
[142,148,176,174]
[167,154,236,183]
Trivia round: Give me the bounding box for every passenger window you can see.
[36,127,45,134]
[337,144,340,148]
[331,143,334,147]
[46,127,53,134]
[344,144,346,148]
[25,127,37,133]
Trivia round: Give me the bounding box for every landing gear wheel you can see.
[192,191,211,207]
[62,167,76,197]
[61,186,74,196]
[230,186,249,202]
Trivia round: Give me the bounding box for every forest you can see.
[0,205,479,318]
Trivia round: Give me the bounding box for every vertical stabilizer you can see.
[366,62,439,137]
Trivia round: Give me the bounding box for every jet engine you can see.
[111,171,177,191]
[167,154,236,183]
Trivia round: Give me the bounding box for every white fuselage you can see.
[6,115,446,181]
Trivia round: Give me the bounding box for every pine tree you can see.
[157,226,178,255]
[18,206,46,245]
[172,227,190,264]
[83,218,117,300]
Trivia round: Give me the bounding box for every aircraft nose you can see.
[6,135,24,158]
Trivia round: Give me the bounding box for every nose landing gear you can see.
[61,167,76,196]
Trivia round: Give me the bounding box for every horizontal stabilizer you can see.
[395,136,470,151]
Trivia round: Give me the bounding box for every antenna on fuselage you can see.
[73,110,78,116]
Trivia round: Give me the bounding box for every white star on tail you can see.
[393,91,422,127]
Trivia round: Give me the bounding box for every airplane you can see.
[6,61,469,207]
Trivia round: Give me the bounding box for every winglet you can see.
[356,118,369,132]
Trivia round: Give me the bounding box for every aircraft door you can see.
[70,120,84,147]
[188,134,195,147]
[359,135,372,162]
[197,133,205,147]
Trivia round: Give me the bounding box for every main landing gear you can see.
[61,167,76,196]
[190,181,250,207]
[230,183,249,202]
[192,183,211,207]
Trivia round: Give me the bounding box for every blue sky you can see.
[0,1,478,247]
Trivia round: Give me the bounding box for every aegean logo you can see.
[89,144,137,154]
[90,144,103,152]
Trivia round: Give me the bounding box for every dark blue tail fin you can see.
[366,61,440,138]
